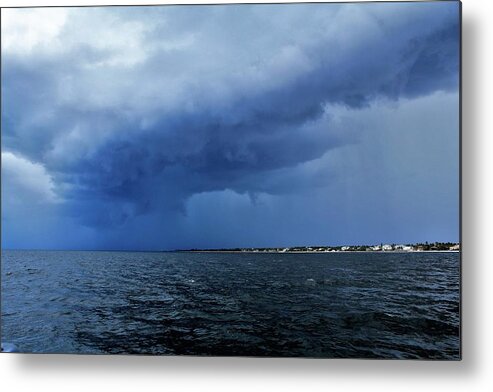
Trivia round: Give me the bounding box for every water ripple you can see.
[1,250,460,358]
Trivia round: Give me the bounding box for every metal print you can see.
[0,1,461,358]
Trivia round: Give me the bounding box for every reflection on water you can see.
[1,250,460,358]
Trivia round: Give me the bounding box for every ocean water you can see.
[1,250,460,358]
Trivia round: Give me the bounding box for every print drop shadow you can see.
[11,7,478,377]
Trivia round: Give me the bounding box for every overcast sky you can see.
[1,2,460,250]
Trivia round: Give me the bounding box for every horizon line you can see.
[1,240,460,253]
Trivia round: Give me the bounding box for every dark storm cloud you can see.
[1,2,460,241]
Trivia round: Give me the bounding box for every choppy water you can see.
[1,250,460,358]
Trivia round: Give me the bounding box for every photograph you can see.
[1,0,461,358]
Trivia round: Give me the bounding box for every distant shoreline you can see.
[182,250,460,254]
[2,247,460,254]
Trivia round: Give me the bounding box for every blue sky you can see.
[1,2,460,250]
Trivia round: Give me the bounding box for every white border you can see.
[1,0,492,391]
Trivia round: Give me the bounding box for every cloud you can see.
[1,2,460,249]
[1,151,59,205]
[178,91,459,249]
[1,8,68,56]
